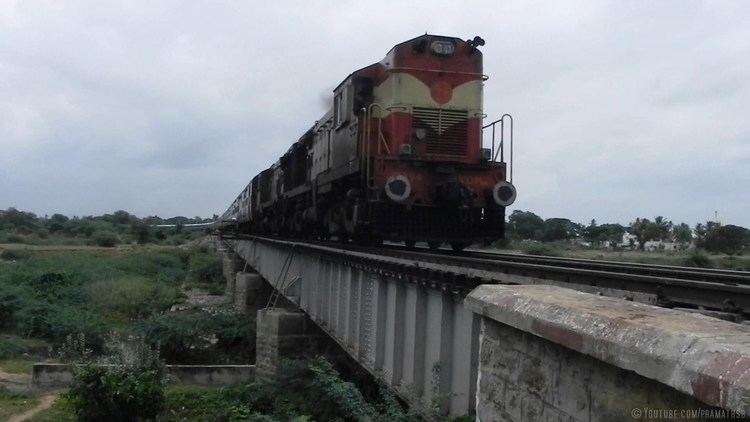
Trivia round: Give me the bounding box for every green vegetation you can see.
[67,337,167,422]
[23,353,421,421]
[28,396,76,422]
[185,252,224,294]
[501,210,749,269]
[0,207,214,248]
[0,387,39,420]
[52,356,410,421]
[0,247,249,366]
[139,310,255,364]
[683,250,713,268]
[0,359,35,374]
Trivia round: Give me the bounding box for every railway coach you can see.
[219,34,516,251]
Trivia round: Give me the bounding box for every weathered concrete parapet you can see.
[234,272,268,314]
[466,284,750,420]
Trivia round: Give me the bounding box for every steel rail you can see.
[394,246,750,285]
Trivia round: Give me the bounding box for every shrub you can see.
[0,248,31,261]
[92,231,119,247]
[188,253,223,284]
[211,313,256,361]
[719,256,749,271]
[684,251,713,268]
[6,234,26,244]
[87,277,183,320]
[520,242,561,257]
[139,312,213,363]
[704,225,749,255]
[67,337,166,422]
[0,289,22,330]
[70,365,165,421]
[139,311,256,364]
[0,337,25,360]
[111,250,187,284]
[270,357,408,421]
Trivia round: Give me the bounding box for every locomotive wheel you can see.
[450,242,467,252]
[427,241,442,250]
[404,240,416,249]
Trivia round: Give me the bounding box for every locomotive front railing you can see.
[483,114,513,183]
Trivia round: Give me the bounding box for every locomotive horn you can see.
[468,36,485,48]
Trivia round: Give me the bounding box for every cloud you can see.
[0,0,748,226]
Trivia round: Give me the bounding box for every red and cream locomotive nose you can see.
[385,175,411,202]
[492,181,517,207]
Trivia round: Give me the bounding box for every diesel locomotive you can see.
[219,34,516,251]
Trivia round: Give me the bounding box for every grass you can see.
[0,335,50,361]
[0,359,35,374]
[28,395,76,422]
[0,388,39,420]
[484,242,750,270]
[22,385,256,421]
[24,386,254,422]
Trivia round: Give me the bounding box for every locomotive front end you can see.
[364,34,515,249]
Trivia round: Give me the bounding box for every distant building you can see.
[619,232,638,249]
[642,240,679,252]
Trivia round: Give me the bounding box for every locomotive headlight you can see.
[385,175,411,203]
[492,181,517,207]
[430,40,455,56]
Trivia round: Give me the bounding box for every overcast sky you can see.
[1,1,748,226]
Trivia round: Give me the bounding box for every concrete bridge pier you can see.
[216,243,326,384]
[255,308,325,383]
[221,250,244,298]
[234,272,270,314]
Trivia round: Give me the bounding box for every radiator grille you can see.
[412,107,468,156]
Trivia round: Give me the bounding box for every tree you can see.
[508,210,545,240]
[542,218,575,242]
[112,210,133,225]
[630,217,672,250]
[703,225,749,255]
[583,220,607,245]
[601,224,626,247]
[132,223,151,245]
[672,223,693,247]
[584,221,624,247]
[46,213,69,233]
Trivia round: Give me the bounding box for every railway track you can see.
[222,234,750,322]
[386,244,750,285]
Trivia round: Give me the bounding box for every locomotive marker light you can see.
[399,144,413,156]
[385,175,411,202]
[492,181,517,207]
[430,40,455,56]
[481,148,492,161]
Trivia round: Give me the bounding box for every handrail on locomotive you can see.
[483,114,513,184]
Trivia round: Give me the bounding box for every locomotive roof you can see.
[331,34,470,92]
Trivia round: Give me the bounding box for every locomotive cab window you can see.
[334,91,344,127]
[334,83,352,128]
